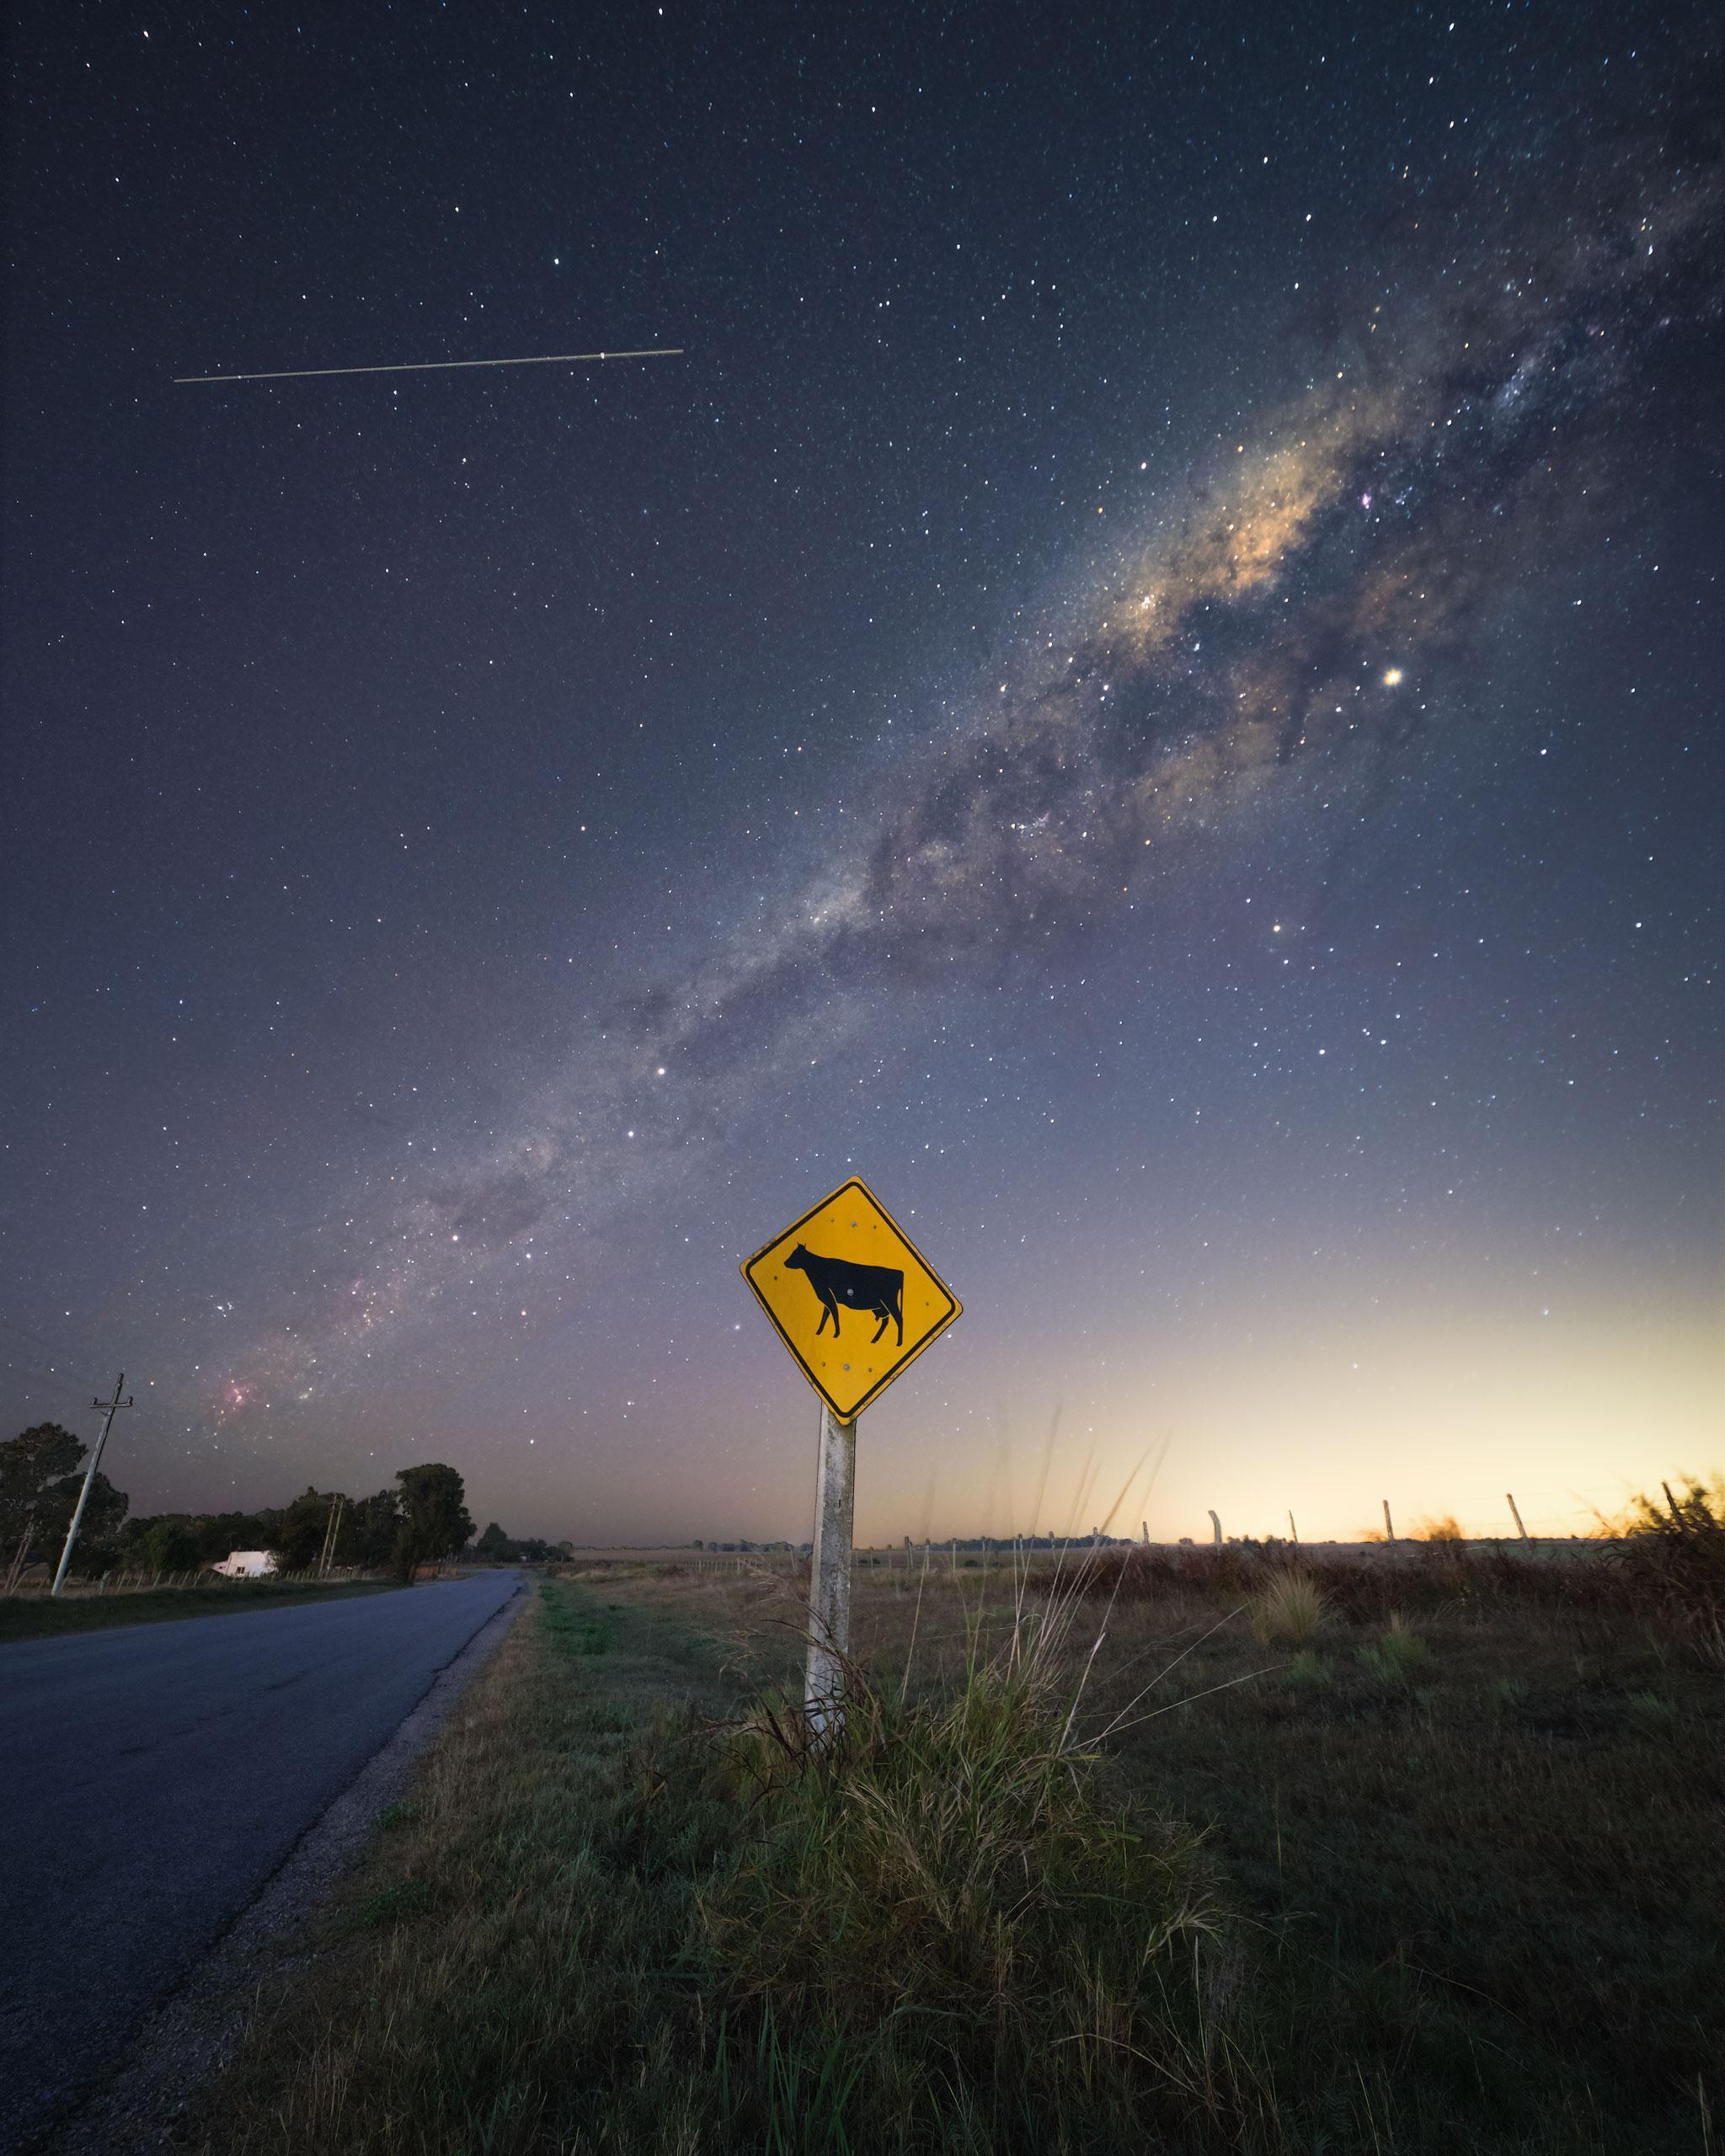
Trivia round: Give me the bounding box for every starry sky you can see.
[3,1,1720,1546]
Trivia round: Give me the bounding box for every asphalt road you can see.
[0,1572,523,2150]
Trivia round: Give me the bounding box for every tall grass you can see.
[1248,1569,1326,1644]
[1065,1486,1725,1663]
[699,1615,1270,2152]
[1610,1475,1725,1664]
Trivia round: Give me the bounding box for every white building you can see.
[212,1550,277,1577]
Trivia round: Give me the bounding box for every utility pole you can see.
[5,1503,37,1595]
[52,1375,133,1597]
[318,1493,344,1577]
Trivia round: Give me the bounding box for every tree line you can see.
[473,1522,571,1565]
[1,1423,481,1582]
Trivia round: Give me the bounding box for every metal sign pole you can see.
[740,1177,959,1745]
[805,1401,856,1743]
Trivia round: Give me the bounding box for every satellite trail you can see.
[174,347,684,385]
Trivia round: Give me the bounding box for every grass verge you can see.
[182,1577,747,2155]
[831,1552,1724,2154]
[184,1574,1267,2154]
[181,1553,1722,2153]
[0,1577,398,1641]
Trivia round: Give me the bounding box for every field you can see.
[179,1520,1722,2156]
[0,1576,399,1641]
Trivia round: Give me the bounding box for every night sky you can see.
[3,3,1720,1547]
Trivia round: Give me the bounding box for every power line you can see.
[174,346,685,385]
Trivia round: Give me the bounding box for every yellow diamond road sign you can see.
[741,1178,960,1422]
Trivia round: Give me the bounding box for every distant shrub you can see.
[1610,1478,1725,1665]
[1414,1514,1466,1544]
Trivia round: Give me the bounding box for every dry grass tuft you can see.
[1610,1475,1725,1665]
[699,1634,1268,2151]
[1247,1568,1326,1644]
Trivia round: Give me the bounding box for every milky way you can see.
[212,100,1720,1429]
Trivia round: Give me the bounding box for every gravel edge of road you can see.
[49,1576,531,2156]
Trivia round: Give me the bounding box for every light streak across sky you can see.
[174,348,686,385]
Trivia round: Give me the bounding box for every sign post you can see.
[806,1403,856,1740]
[741,1178,960,1740]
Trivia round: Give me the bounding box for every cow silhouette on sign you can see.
[784,1244,905,1346]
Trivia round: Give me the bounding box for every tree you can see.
[343,1489,404,1570]
[1,1424,87,1551]
[142,1519,204,1573]
[395,1464,474,1567]
[475,1522,512,1561]
[122,1509,282,1566]
[272,1487,344,1571]
[1,1424,129,1572]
